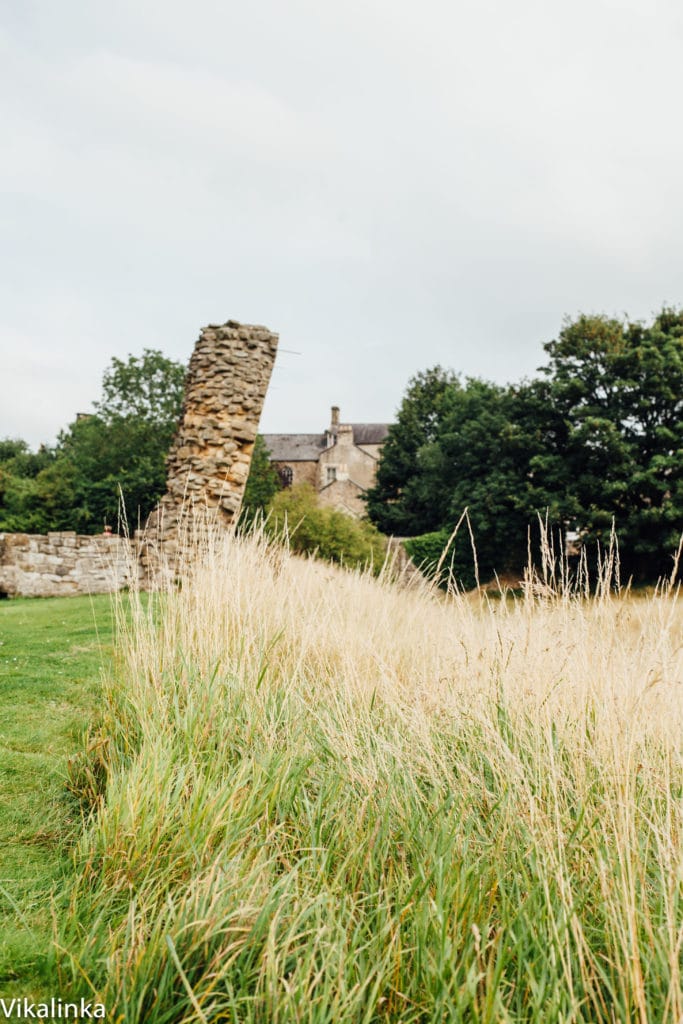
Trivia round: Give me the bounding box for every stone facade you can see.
[0,532,132,599]
[262,407,390,517]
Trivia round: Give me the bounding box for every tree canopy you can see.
[364,367,458,535]
[542,310,683,580]
[0,349,186,534]
[366,309,683,585]
[240,435,281,526]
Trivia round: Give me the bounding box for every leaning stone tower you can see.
[142,319,278,567]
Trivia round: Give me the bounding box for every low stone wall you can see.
[0,534,423,600]
[0,532,133,599]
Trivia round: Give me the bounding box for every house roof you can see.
[261,433,327,462]
[350,423,390,445]
[262,422,390,462]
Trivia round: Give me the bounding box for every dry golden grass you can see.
[59,527,683,1022]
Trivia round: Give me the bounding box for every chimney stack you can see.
[330,405,340,433]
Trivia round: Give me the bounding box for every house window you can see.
[326,466,337,484]
[278,465,293,488]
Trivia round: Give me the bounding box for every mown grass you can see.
[57,532,683,1022]
[0,594,114,998]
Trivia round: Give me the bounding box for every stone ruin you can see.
[0,319,279,598]
[142,320,279,563]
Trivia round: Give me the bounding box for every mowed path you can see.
[0,595,113,998]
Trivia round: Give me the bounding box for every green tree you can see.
[375,309,683,586]
[0,439,67,533]
[0,350,187,534]
[543,310,683,580]
[365,366,458,534]
[400,378,571,585]
[241,435,281,526]
[56,349,186,532]
[95,349,187,424]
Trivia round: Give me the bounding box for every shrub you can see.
[404,527,479,590]
[266,483,387,573]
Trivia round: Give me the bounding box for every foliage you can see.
[266,483,387,572]
[0,350,186,534]
[368,374,569,582]
[542,309,683,580]
[403,527,476,590]
[94,349,187,425]
[56,412,176,533]
[241,435,281,526]
[0,440,72,533]
[365,366,458,535]
[367,309,683,584]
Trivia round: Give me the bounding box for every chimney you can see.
[330,406,340,433]
[337,423,353,447]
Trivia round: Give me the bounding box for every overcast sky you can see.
[2,0,683,447]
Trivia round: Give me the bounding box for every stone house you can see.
[262,406,390,517]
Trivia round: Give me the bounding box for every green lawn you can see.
[0,595,114,998]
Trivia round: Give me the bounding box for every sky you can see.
[2,0,683,447]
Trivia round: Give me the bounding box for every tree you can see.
[95,349,187,425]
[241,435,281,525]
[397,377,572,585]
[0,350,187,534]
[365,367,458,534]
[543,310,683,580]
[55,350,186,532]
[0,439,68,533]
[371,309,683,586]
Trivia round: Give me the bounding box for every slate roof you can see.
[262,423,390,462]
[261,433,327,462]
[351,423,390,445]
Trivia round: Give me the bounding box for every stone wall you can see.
[145,320,278,557]
[0,532,132,599]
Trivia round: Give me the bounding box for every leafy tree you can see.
[0,439,53,479]
[57,417,167,532]
[95,349,187,424]
[369,309,683,585]
[543,310,683,580]
[0,439,67,533]
[404,528,468,587]
[54,350,186,532]
[399,378,571,584]
[241,436,281,526]
[365,367,458,534]
[0,350,186,534]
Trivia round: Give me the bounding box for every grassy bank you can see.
[59,533,683,1022]
[0,595,114,998]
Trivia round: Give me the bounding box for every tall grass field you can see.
[57,529,682,1022]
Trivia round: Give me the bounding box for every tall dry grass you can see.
[60,527,683,1022]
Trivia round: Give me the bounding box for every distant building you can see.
[262,406,390,517]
